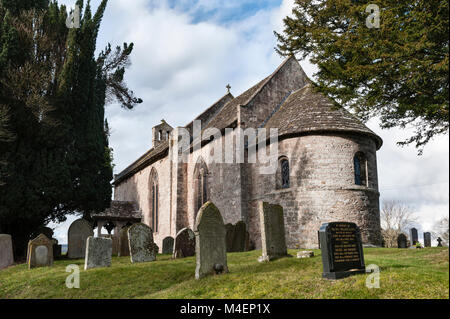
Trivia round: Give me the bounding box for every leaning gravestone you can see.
[319,222,365,279]
[194,202,228,279]
[409,227,418,246]
[258,202,288,262]
[84,236,112,270]
[173,227,196,258]
[27,234,53,269]
[128,223,156,263]
[68,219,93,259]
[0,234,14,270]
[162,236,174,254]
[118,226,130,257]
[397,233,407,248]
[225,223,235,252]
[225,221,249,252]
[423,232,432,248]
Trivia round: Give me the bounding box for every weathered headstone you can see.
[0,234,14,270]
[225,221,248,252]
[100,234,119,256]
[258,202,288,262]
[225,223,235,252]
[52,239,62,260]
[128,223,156,263]
[319,222,365,279]
[437,237,443,247]
[409,227,418,246]
[423,232,432,248]
[397,233,407,248]
[152,243,159,254]
[173,227,195,258]
[194,201,228,279]
[68,219,93,259]
[84,236,112,270]
[162,236,174,254]
[118,226,130,257]
[27,234,53,269]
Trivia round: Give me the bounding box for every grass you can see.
[0,248,448,299]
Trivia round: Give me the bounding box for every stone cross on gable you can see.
[226,84,231,94]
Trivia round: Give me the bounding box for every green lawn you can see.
[0,248,448,299]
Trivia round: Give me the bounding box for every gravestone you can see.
[258,202,288,262]
[423,232,432,248]
[173,227,196,258]
[84,236,112,270]
[319,222,365,279]
[52,239,62,259]
[225,221,248,252]
[68,219,93,259]
[162,236,174,254]
[194,202,228,279]
[27,234,53,269]
[128,223,156,263]
[100,234,119,256]
[409,227,418,246]
[118,226,130,257]
[0,234,14,270]
[225,223,235,252]
[397,233,407,248]
[437,237,443,247]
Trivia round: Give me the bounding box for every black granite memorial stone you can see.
[397,233,407,248]
[319,222,365,279]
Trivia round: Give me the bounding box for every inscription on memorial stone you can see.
[319,222,365,279]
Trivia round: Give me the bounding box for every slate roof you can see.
[91,201,142,221]
[263,84,383,149]
[205,75,270,130]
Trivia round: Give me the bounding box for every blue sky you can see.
[50,0,449,245]
[165,0,283,24]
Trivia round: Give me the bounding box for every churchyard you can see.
[1,201,449,299]
[0,247,448,299]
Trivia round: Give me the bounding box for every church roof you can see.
[91,201,142,221]
[263,84,383,149]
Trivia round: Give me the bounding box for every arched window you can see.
[276,156,290,189]
[354,152,367,186]
[149,168,159,232]
[194,158,208,220]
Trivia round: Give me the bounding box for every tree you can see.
[275,0,449,154]
[433,216,449,246]
[380,200,417,247]
[0,0,141,258]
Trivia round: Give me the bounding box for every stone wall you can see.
[248,133,381,249]
[113,157,173,250]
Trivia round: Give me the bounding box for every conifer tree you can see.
[275,0,449,152]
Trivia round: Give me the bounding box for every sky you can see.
[49,0,449,245]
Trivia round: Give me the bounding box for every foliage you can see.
[275,0,449,153]
[0,0,141,257]
[433,216,449,246]
[380,200,417,247]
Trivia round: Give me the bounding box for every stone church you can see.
[111,56,383,250]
